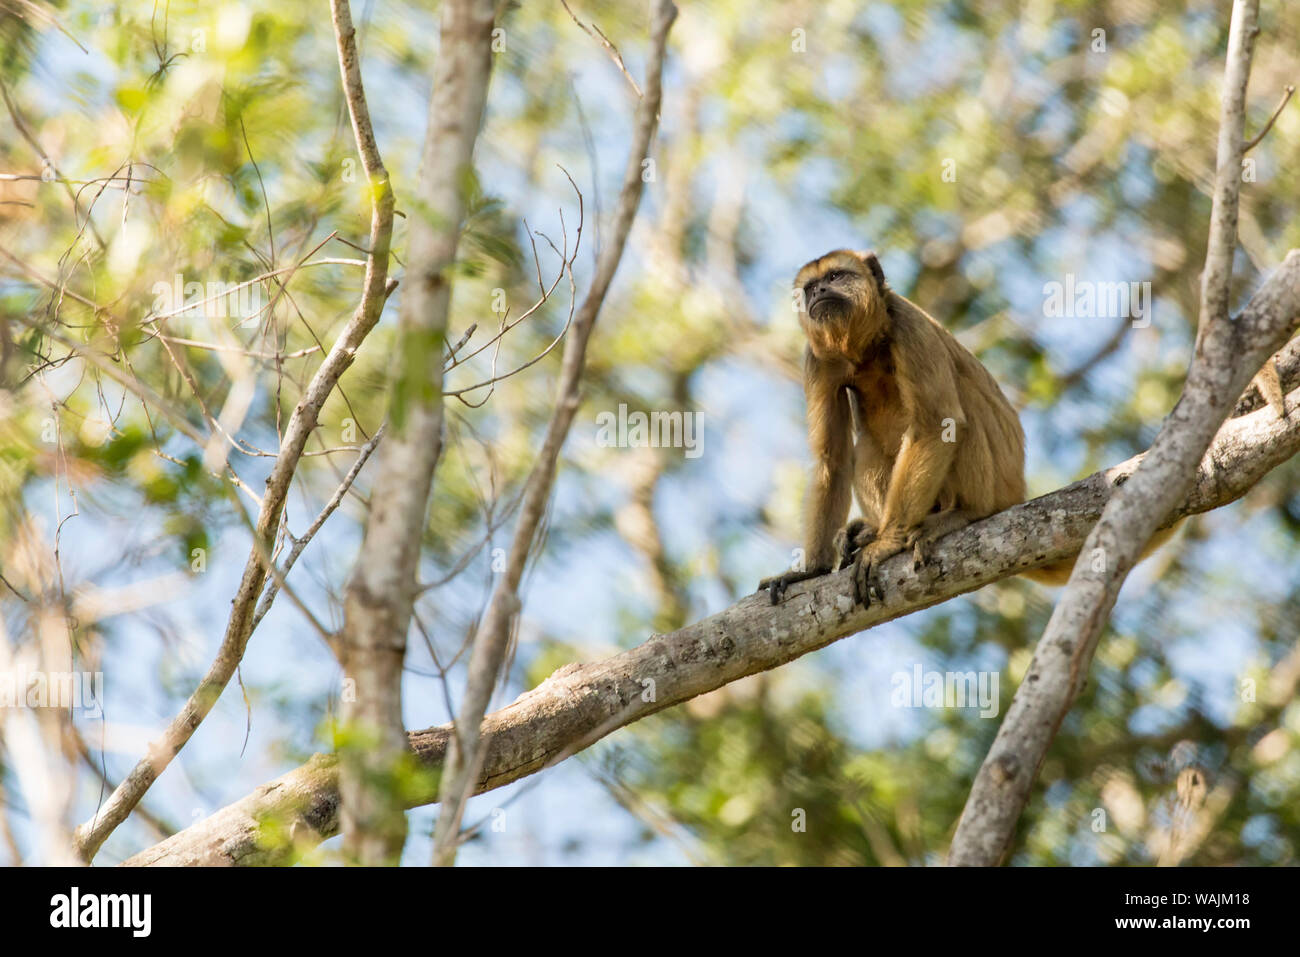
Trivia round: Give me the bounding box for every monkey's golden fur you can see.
[762,249,1094,604]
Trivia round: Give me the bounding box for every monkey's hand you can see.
[758,565,831,605]
[834,518,878,570]
[851,531,906,606]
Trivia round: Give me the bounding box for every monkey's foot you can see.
[834,518,879,570]
[905,510,976,571]
[852,535,905,606]
[758,566,830,605]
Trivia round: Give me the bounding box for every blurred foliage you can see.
[1,0,1298,864]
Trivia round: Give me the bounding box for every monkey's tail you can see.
[1020,522,1182,586]
[1021,560,1074,586]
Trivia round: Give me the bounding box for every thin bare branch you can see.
[250,425,385,633]
[560,0,643,98]
[431,0,678,867]
[1243,83,1294,152]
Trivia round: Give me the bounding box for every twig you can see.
[250,426,385,633]
[560,0,643,98]
[1243,84,1294,152]
[442,174,582,375]
[0,77,104,250]
[444,186,584,399]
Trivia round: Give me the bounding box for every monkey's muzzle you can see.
[806,291,846,321]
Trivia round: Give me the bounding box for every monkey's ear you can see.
[854,250,886,291]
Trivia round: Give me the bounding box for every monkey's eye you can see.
[825,270,845,282]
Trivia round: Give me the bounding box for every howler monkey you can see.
[759,249,1149,606]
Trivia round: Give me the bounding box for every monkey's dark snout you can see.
[806,287,845,319]
[808,278,837,299]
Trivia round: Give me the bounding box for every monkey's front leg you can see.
[852,430,957,605]
[761,377,855,605]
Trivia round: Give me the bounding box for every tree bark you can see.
[336,0,497,866]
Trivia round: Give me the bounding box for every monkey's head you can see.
[794,249,890,358]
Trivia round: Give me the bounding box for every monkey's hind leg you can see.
[905,508,978,571]
[758,565,832,605]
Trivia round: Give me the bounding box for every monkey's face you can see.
[801,269,854,321]
[794,250,888,355]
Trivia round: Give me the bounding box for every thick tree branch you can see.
[336,0,497,865]
[123,259,1300,865]
[948,0,1278,866]
[70,1,397,861]
[430,0,677,866]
